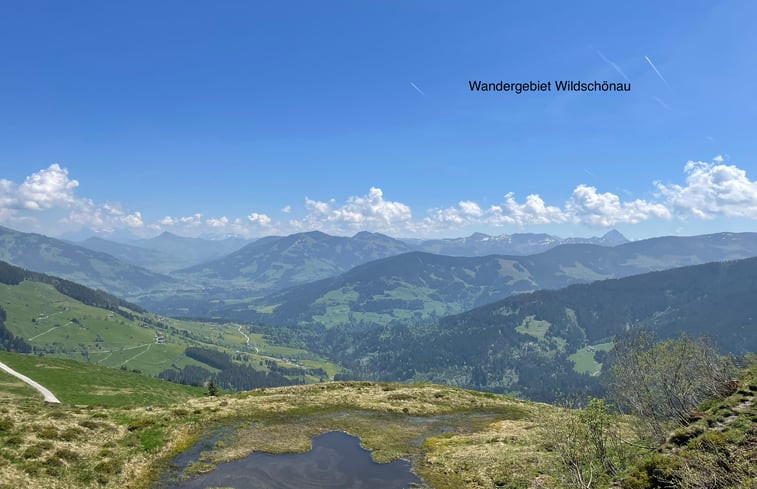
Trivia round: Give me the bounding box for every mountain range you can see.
[3,222,757,404]
[295,254,757,401]
[414,229,628,256]
[174,230,415,290]
[231,232,757,329]
[76,232,249,272]
[4,226,757,321]
[0,225,173,297]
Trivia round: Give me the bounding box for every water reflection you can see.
[162,431,422,489]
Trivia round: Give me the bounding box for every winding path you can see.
[236,324,250,346]
[120,343,152,366]
[0,361,61,403]
[28,320,74,341]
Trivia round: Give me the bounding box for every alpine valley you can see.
[2,225,756,489]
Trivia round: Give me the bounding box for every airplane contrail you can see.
[653,96,672,111]
[409,82,425,95]
[645,55,671,89]
[595,50,630,82]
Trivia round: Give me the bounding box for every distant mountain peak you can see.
[301,230,329,238]
[601,229,628,245]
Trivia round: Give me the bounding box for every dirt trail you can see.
[0,361,61,403]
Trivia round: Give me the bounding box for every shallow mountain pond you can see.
[158,430,423,489]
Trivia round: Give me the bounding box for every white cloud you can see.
[423,201,486,230]
[655,161,757,219]
[247,212,272,226]
[0,164,80,211]
[5,159,757,239]
[458,201,483,217]
[565,185,671,226]
[0,179,16,208]
[121,211,144,228]
[178,213,203,226]
[206,216,230,228]
[297,187,413,233]
[488,193,568,226]
[17,164,79,210]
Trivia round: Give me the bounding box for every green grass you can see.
[515,315,551,340]
[310,284,460,329]
[568,342,613,375]
[0,351,203,406]
[0,279,339,381]
[0,371,38,401]
[558,262,613,281]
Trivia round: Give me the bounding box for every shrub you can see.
[53,448,80,462]
[0,418,14,431]
[669,426,704,446]
[22,445,44,459]
[94,459,121,478]
[127,417,155,431]
[78,419,102,430]
[4,435,22,447]
[60,426,84,441]
[35,426,58,440]
[623,454,682,489]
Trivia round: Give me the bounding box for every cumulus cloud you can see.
[0,164,79,211]
[247,212,272,226]
[178,213,203,225]
[0,179,16,209]
[17,164,79,210]
[206,216,230,228]
[655,161,757,219]
[5,159,757,238]
[297,187,413,233]
[423,187,670,230]
[565,185,671,226]
[488,193,568,226]
[121,211,144,228]
[458,201,483,217]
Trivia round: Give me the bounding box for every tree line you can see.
[158,346,298,391]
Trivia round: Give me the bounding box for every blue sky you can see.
[1,1,756,239]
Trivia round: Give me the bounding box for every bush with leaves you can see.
[545,398,631,488]
[607,331,736,440]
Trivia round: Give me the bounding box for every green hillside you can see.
[267,256,757,402]
[0,351,202,406]
[215,232,757,329]
[135,230,415,316]
[619,360,757,488]
[0,260,340,388]
[173,230,412,289]
[0,225,173,297]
